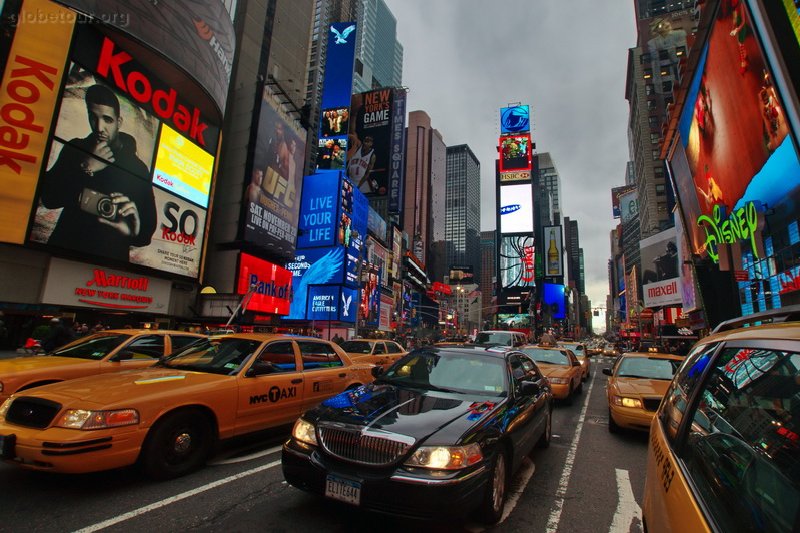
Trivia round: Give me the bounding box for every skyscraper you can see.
[353,0,404,92]
[536,152,563,225]
[443,145,481,283]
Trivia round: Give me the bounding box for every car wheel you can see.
[477,449,508,524]
[535,407,552,449]
[565,384,574,405]
[140,409,214,480]
[608,408,621,434]
[575,380,584,395]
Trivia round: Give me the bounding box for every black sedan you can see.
[282,346,553,523]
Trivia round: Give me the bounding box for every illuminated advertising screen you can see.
[307,285,343,322]
[542,282,566,319]
[611,185,635,219]
[543,225,563,278]
[388,88,408,213]
[285,247,346,320]
[320,107,350,138]
[619,189,639,224]
[153,124,214,207]
[674,5,800,263]
[316,137,347,171]
[640,227,681,308]
[237,253,291,315]
[500,105,530,134]
[500,235,536,289]
[499,134,532,172]
[448,265,475,284]
[344,184,368,287]
[26,24,220,279]
[360,263,381,327]
[296,173,340,248]
[0,0,73,245]
[340,286,359,323]
[499,183,534,234]
[244,88,306,259]
[367,205,388,242]
[498,313,531,328]
[348,89,393,197]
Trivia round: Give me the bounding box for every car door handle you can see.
[291,378,303,384]
[338,373,346,377]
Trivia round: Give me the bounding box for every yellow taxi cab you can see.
[0,334,376,479]
[519,344,583,403]
[0,329,205,403]
[559,341,591,382]
[602,351,683,433]
[642,307,800,533]
[338,339,408,370]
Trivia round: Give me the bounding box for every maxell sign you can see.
[643,279,681,307]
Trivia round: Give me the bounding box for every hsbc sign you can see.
[643,279,681,308]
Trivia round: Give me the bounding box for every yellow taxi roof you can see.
[618,351,685,361]
[698,322,800,344]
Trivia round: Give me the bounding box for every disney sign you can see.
[697,201,761,263]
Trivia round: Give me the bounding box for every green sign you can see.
[697,201,760,263]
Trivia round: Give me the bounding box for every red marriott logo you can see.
[96,37,209,146]
[86,270,150,292]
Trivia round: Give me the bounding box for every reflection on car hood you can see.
[0,356,94,373]
[307,382,507,443]
[11,368,230,405]
[613,378,671,397]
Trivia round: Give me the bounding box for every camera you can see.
[80,188,117,220]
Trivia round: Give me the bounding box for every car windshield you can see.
[474,332,513,346]
[380,350,507,396]
[339,340,373,354]
[561,343,585,356]
[158,338,263,375]
[616,357,681,380]
[520,347,570,366]
[50,333,132,360]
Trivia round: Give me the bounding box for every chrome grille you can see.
[318,424,413,466]
[643,398,662,412]
[6,397,62,429]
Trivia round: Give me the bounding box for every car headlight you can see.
[55,409,139,430]
[404,443,483,470]
[548,377,570,384]
[612,396,643,409]
[292,418,318,446]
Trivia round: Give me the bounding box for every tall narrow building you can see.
[536,152,563,225]
[443,145,481,283]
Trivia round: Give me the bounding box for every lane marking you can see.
[545,377,595,533]
[207,444,283,465]
[611,468,643,533]
[73,460,281,533]
[465,459,536,533]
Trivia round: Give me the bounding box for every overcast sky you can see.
[384,0,638,332]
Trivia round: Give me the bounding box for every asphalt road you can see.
[0,355,650,533]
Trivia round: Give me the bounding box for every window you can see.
[373,342,386,355]
[647,99,658,111]
[386,342,403,354]
[651,132,661,144]
[649,116,660,130]
[652,149,661,161]
[658,50,670,61]
[643,68,653,80]
[662,80,673,93]
[170,335,202,351]
[682,348,800,533]
[299,341,343,370]
[124,335,164,360]
[257,341,296,372]
[640,52,652,64]
[656,184,666,196]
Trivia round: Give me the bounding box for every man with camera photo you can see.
[39,84,157,262]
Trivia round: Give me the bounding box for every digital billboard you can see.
[500,105,530,134]
[674,4,800,263]
[360,263,381,327]
[348,88,393,197]
[499,183,534,234]
[619,188,639,224]
[237,253,291,315]
[0,0,73,245]
[296,173,340,249]
[307,285,342,322]
[611,185,636,219]
[500,235,536,289]
[25,22,222,280]
[542,282,566,319]
[543,225,563,277]
[640,227,681,308]
[243,85,305,259]
[498,134,532,172]
[286,247,346,320]
[448,265,475,284]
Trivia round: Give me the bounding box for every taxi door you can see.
[235,340,304,436]
[296,340,356,411]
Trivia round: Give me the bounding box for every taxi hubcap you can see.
[493,454,506,511]
[173,432,192,453]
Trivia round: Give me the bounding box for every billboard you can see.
[674,4,800,263]
[296,173,340,249]
[285,247,346,320]
[500,105,530,134]
[360,263,381,327]
[153,124,214,208]
[243,86,306,259]
[348,88,393,196]
[500,235,536,289]
[619,188,639,224]
[498,134,532,173]
[388,88,407,213]
[316,22,357,172]
[640,227,681,307]
[542,282,566,319]
[448,265,475,284]
[543,225,563,277]
[612,185,636,219]
[0,0,73,245]
[499,183,534,234]
[237,253,291,315]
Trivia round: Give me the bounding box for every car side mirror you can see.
[520,381,541,396]
[602,368,612,376]
[113,350,135,361]
[371,365,384,378]
[247,361,276,377]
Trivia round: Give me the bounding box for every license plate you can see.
[325,474,361,505]
[0,434,16,460]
